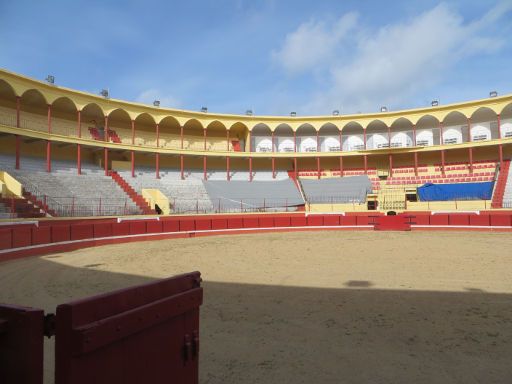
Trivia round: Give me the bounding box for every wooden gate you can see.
[0,271,203,384]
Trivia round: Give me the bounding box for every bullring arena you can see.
[1,67,512,383]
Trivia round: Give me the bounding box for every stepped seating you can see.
[204,179,303,212]
[386,161,497,186]
[0,197,45,218]
[0,201,12,219]
[493,160,511,208]
[118,168,213,214]
[0,155,141,217]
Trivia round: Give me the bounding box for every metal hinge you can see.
[182,331,199,362]
[43,313,56,338]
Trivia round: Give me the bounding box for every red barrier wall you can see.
[469,215,490,226]
[448,214,470,226]
[430,215,449,225]
[51,225,70,243]
[0,229,12,250]
[112,222,130,236]
[212,218,228,230]
[490,214,511,226]
[32,226,51,245]
[71,224,94,241]
[146,221,163,233]
[94,223,113,238]
[2,211,512,262]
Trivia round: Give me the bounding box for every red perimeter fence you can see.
[0,272,203,384]
[1,212,512,261]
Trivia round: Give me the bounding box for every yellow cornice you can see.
[1,68,512,131]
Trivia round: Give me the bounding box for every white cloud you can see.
[135,89,182,109]
[272,3,512,114]
[271,12,358,74]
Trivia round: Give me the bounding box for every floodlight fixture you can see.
[246,109,253,116]
[100,89,109,98]
[153,100,160,107]
[431,100,439,107]
[45,75,55,84]
[332,110,340,116]
[201,106,208,113]
[380,106,388,112]
[489,91,498,98]
[290,111,297,117]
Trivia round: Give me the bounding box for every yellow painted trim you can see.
[1,68,512,132]
[0,171,23,197]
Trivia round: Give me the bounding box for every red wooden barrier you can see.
[129,221,146,235]
[112,222,130,236]
[373,215,412,231]
[31,226,51,245]
[469,215,490,226]
[274,217,291,227]
[55,272,203,384]
[0,229,12,250]
[227,218,243,229]
[0,304,44,384]
[195,219,212,231]
[448,214,470,226]
[212,218,228,230]
[490,214,512,226]
[323,215,340,226]
[290,216,307,226]
[51,225,70,243]
[12,226,31,248]
[242,217,258,228]
[146,221,163,233]
[339,215,356,225]
[179,220,195,232]
[259,217,274,227]
[430,214,449,225]
[306,216,323,226]
[162,219,179,232]
[93,223,112,238]
[70,224,94,241]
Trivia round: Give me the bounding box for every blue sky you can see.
[1,0,511,116]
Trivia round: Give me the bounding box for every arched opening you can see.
[389,117,414,148]
[52,97,78,137]
[206,120,228,151]
[182,119,204,150]
[416,115,440,146]
[471,107,498,141]
[365,120,388,150]
[251,123,272,152]
[442,111,468,144]
[20,89,48,133]
[108,109,132,144]
[274,123,294,152]
[296,123,318,153]
[500,103,512,139]
[340,122,364,151]
[159,116,181,149]
[134,113,157,147]
[81,103,105,141]
[0,79,18,126]
[229,122,248,152]
[318,123,341,152]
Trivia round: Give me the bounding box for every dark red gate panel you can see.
[0,304,45,384]
[55,272,203,384]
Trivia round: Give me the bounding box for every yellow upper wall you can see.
[1,67,512,132]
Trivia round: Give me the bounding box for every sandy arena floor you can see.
[1,231,512,383]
